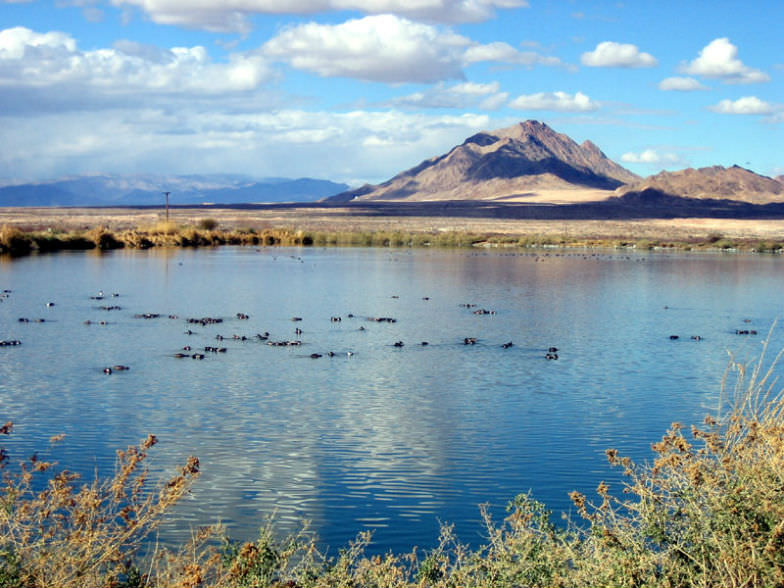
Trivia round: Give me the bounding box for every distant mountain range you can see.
[3,122,782,213]
[0,175,349,207]
[327,120,783,209]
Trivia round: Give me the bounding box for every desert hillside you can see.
[328,120,639,204]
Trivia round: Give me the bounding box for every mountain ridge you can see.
[615,165,784,205]
[328,120,640,203]
[0,175,349,207]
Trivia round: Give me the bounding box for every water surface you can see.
[0,246,782,553]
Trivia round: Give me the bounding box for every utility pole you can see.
[163,191,171,222]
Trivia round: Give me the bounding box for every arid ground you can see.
[2,203,784,243]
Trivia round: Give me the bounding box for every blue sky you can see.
[0,0,781,185]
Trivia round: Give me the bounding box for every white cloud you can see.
[262,16,564,84]
[478,92,509,110]
[0,105,492,183]
[621,149,683,166]
[658,76,708,91]
[111,0,528,33]
[680,38,769,84]
[580,41,657,68]
[0,26,273,102]
[262,15,469,83]
[709,96,776,115]
[509,91,598,112]
[463,41,565,67]
[386,81,507,109]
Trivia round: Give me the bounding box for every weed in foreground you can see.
[2,346,784,586]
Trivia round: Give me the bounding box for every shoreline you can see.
[2,204,784,255]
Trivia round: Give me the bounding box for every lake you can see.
[1,246,782,554]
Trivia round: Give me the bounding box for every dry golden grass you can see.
[2,206,784,247]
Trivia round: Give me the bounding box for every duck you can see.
[502,341,514,349]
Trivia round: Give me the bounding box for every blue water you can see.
[0,246,782,553]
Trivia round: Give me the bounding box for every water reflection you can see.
[0,247,783,553]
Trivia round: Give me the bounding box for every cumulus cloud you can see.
[386,81,508,109]
[580,41,657,68]
[621,149,683,166]
[508,91,598,112]
[680,38,769,84]
[658,76,708,91]
[262,15,469,83]
[262,16,563,84]
[709,96,776,115]
[0,26,273,104]
[112,0,528,33]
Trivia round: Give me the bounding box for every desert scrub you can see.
[0,426,205,588]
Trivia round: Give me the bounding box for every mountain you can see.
[615,166,784,205]
[0,174,349,207]
[327,120,640,203]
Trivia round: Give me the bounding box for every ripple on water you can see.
[0,247,783,554]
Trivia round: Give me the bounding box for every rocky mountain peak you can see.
[328,120,640,203]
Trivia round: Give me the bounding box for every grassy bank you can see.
[2,349,784,587]
[2,222,783,256]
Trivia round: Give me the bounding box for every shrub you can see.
[197,219,219,231]
[0,226,33,256]
[85,227,123,250]
[0,428,203,588]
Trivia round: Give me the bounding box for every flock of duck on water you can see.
[1,277,760,369]
[0,286,566,369]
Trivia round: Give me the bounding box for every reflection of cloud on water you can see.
[3,246,784,554]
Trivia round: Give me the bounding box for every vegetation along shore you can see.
[2,348,784,587]
[2,205,784,256]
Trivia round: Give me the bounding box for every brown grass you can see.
[2,216,784,257]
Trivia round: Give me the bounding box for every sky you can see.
[0,0,782,186]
